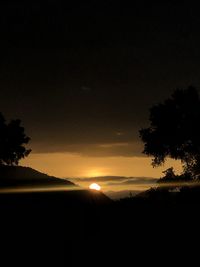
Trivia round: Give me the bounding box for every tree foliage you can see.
[139,86,200,179]
[0,112,31,165]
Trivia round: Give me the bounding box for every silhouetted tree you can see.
[157,167,192,184]
[162,167,176,180]
[0,112,31,165]
[139,86,200,179]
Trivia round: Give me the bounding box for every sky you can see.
[0,1,199,190]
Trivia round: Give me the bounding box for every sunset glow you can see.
[0,1,199,261]
[89,183,101,191]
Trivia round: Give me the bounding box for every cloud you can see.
[70,176,157,186]
[71,176,131,183]
[106,177,157,186]
[31,141,144,157]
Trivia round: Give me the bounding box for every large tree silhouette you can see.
[0,112,31,165]
[139,86,200,179]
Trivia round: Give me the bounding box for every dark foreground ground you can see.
[0,187,200,265]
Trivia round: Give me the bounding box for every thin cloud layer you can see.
[70,176,157,186]
[31,142,143,157]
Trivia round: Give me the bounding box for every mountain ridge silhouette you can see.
[0,165,75,187]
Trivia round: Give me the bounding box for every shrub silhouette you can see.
[139,86,200,179]
[0,112,31,165]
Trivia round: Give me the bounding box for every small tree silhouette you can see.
[0,112,31,165]
[162,167,176,180]
[139,86,200,179]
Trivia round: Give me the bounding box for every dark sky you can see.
[1,1,200,157]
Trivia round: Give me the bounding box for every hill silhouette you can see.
[106,189,140,199]
[0,165,112,206]
[0,165,75,188]
[0,165,114,264]
[0,166,199,264]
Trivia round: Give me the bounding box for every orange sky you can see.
[22,153,183,193]
[22,152,182,178]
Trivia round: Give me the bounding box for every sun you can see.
[89,183,101,191]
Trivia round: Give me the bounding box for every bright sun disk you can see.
[89,183,101,191]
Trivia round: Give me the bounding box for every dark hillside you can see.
[0,165,75,187]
